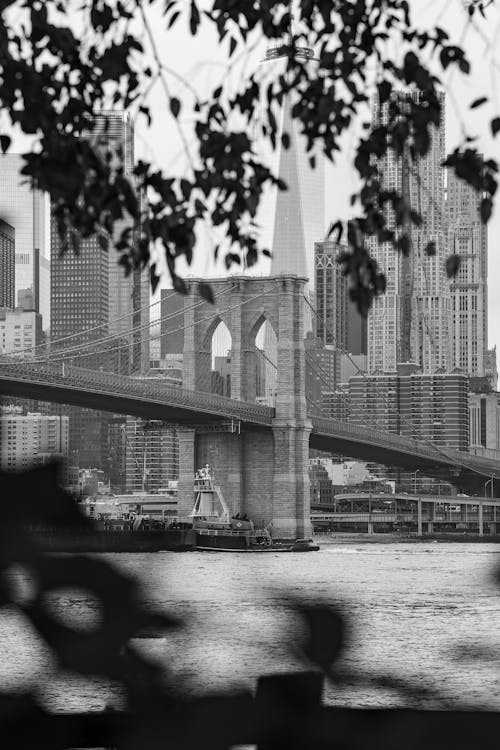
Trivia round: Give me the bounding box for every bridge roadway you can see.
[0,361,499,487]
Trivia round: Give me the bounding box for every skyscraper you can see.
[0,219,14,308]
[367,91,452,373]
[257,40,325,296]
[92,111,150,373]
[50,217,109,365]
[446,168,488,376]
[0,154,50,327]
[268,102,325,294]
[51,111,149,374]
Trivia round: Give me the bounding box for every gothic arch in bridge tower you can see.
[202,317,232,397]
[248,312,278,405]
[179,275,312,538]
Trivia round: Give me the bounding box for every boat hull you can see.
[195,532,319,553]
[30,528,196,553]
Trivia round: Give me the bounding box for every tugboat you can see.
[189,466,319,552]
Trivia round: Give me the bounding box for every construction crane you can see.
[121,422,153,494]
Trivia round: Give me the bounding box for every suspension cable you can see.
[24,284,281,367]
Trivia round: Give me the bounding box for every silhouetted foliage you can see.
[0,1,496,313]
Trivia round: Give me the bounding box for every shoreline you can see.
[313,533,500,545]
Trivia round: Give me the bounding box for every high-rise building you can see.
[124,418,179,494]
[0,308,42,356]
[314,240,348,350]
[367,91,452,373]
[268,102,325,295]
[50,217,109,367]
[469,389,500,459]
[0,410,68,472]
[304,333,340,414]
[92,111,149,373]
[160,289,184,358]
[51,110,149,374]
[446,169,488,376]
[349,366,469,451]
[314,240,368,355]
[0,219,14,308]
[256,41,325,299]
[485,347,498,390]
[0,154,50,327]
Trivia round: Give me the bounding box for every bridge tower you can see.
[177,274,312,539]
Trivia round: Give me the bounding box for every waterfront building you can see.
[349,365,469,451]
[469,379,500,459]
[0,410,68,472]
[367,91,452,374]
[309,460,334,505]
[106,415,127,492]
[124,417,179,494]
[0,219,14,308]
[0,154,50,327]
[446,168,488,376]
[0,308,42,356]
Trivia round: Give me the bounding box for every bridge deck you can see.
[1,361,499,482]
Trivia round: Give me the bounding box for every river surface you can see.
[2,540,500,712]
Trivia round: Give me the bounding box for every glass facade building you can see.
[446,169,488,376]
[0,154,50,327]
[367,91,452,373]
[0,218,15,308]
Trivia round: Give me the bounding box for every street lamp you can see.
[484,474,495,500]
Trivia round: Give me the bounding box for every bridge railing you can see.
[311,415,500,473]
[0,359,275,425]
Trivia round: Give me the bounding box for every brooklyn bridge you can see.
[1,276,499,538]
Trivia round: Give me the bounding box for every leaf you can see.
[480,196,493,223]
[491,117,500,137]
[167,10,180,29]
[424,241,436,257]
[150,265,160,294]
[327,220,343,243]
[198,282,214,303]
[377,80,392,104]
[229,36,237,57]
[0,135,10,152]
[470,96,488,109]
[281,132,290,149]
[170,97,181,118]
[189,1,200,34]
[299,605,345,672]
[397,233,411,256]
[446,254,461,278]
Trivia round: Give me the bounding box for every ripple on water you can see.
[0,542,499,711]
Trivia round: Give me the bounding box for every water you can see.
[2,541,500,712]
